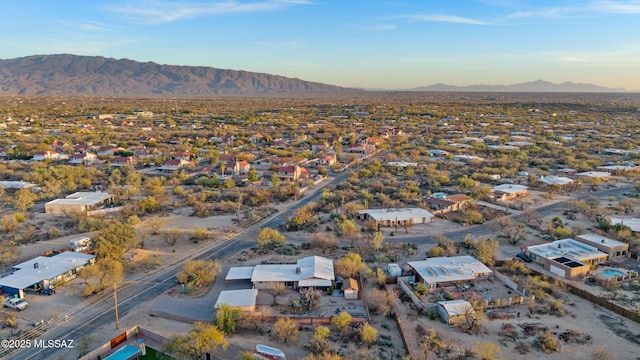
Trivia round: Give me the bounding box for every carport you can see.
[224,266,255,287]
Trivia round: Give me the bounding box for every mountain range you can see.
[0,54,350,95]
[0,54,626,95]
[409,80,625,93]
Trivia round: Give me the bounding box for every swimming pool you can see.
[598,269,625,279]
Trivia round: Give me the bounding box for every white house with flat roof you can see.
[407,256,492,292]
[575,171,611,180]
[538,175,574,186]
[45,191,112,215]
[523,239,608,279]
[574,234,629,260]
[225,256,334,290]
[492,184,528,201]
[0,252,95,298]
[356,208,434,227]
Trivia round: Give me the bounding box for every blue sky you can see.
[2,1,639,90]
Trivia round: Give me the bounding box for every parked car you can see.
[516,253,532,263]
[4,297,29,311]
[37,288,56,296]
[512,257,524,263]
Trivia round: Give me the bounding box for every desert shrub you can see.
[536,331,560,353]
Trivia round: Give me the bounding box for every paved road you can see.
[6,175,633,359]
[6,170,356,360]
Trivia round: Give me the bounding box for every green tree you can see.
[247,167,258,182]
[371,231,384,254]
[331,311,352,332]
[474,238,499,266]
[335,253,365,278]
[92,222,137,260]
[176,259,221,288]
[256,227,286,250]
[80,258,124,296]
[360,324,378,348]
[273,318,299,344]
[12,188,38,212]
[336,218,360,247]
[164,322,228,360]
[214,303,240,334]
[308,233,338,254]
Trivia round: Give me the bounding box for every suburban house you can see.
[45,192,113,215]
[70,152,98,165]
[275,165,309,182]
[356,208,434,227]
[133,148,159,159]
[159,159,195,172]
[424,194,469,215]
[170,151,192,160]
[32,151,64,161]
[345,143,376,156]
[574,234,630,260]
[538,175,574,187]
[437,300,474,325]
[111,156,138,167]
[311,142,331,153]
[96,146,121,156]
[575,171,612,181]
[314,155,336,167]
[522,239,609,279]
[0,252,95,299]
[225,255,334,291]
[223,161,251,176]
[407,256,493,292]
[492,184,529,201]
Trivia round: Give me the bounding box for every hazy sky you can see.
[2,1,639,90]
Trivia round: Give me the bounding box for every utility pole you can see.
[114,283,119,330]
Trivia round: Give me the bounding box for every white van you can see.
[70,237,91,252]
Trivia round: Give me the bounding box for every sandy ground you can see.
[6,179,640,359]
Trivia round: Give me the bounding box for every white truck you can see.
[70,237,92,252]
[4,297,29,311]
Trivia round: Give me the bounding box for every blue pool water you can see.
[599,269,625,279]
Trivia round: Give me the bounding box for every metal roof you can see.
[215,289,258,309]
[0,252,95,290]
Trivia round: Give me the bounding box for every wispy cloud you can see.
[108,0,312,23]
[58,20,116,32]
[356,24,397,31]
[591,0,640,14]
[552,49,640,67]
[506,7,570,19]
[505,1,640,19]
[392,14,491,25]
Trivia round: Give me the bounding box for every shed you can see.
[215,289,258,314]
[387,263,402,277]
[437,300,473,325]
[344,278,359,300]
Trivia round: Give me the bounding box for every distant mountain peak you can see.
[410,80,625,93]
[0,54,352,95]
